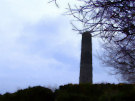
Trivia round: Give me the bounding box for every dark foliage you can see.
[0,86,54,101]
[55,83,135,101]
[1,84,135,101]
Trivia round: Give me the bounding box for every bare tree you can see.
[69,0,135,83]
[102,39,135,83]
[50,0,135,83]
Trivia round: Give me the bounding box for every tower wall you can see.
[79,32,92,83]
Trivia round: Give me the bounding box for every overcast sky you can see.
[0,0,119,94]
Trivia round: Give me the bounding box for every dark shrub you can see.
[1,84,135,101]
[15,86,54,101]
[55,83,135,101]
[1,86,54,101]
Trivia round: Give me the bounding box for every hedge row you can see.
[0,83,135,101]
[56,83,135,101]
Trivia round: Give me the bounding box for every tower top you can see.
[82,31,91,37]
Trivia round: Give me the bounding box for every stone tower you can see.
[79,31,92,84]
